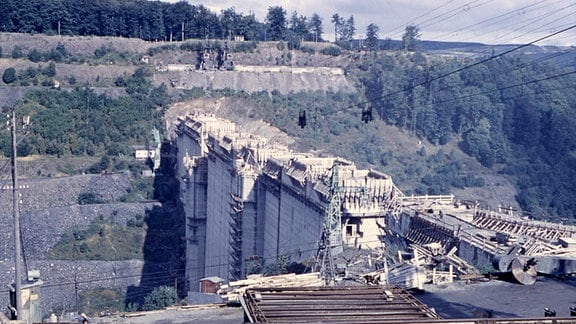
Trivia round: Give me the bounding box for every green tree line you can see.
[0,0,328,43]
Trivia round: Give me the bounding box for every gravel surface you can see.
[0,173,166,315]
[415,275,576,318]
[101,307,244,324]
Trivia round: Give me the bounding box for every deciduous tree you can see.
[402,24,421,52]
[309,13,323,42]
[365,23,379,51]
[266,6,287,41]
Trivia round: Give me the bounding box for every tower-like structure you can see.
[316,162,342,285]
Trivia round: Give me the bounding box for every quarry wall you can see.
[162,65,354,95]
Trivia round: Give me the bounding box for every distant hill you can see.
[373,38,576,66]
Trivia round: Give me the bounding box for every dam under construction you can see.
[174,112,576,317]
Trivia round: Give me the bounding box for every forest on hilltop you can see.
[0,0,326,44]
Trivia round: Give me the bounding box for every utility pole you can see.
[316,161,343,285]
[10,111,23,319]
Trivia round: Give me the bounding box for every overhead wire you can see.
[417,0,496,33]
[383,0,459,38]
[432,0,551,42]
[410,69,576,111]
[386,0,490,40]
[310,22,576,122]
[1,233,392,295]
[493,2,576,44]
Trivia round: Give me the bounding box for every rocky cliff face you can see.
[164,67,353,94]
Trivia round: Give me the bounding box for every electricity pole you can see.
[10,111,23,318]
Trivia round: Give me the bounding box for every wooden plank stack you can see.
[217,272,324,302]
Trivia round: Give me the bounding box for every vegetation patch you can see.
[48,215,146,261]
[79,288,125,316]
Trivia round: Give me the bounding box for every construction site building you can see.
[175,113,400,295]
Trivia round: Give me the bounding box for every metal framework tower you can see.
[316,161,344,285]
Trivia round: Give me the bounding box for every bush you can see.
[94,45,110,58]
[143,286,177,311]
[2,68,17,84]
[179,42,202,52]
[78,192,103,205]
[127,215,145,228]
[79,288,124,316]
[27,48,43,62]
[43,62,57,77]
[114,76,127,87]
[233,41,257,53]
[12,46,23,59]
[287,37,301,50]
[300,46,315,54]
[321,46,342,56]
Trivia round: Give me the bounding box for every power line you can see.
[383,0,459,38]
[309,22,576,122]
[493,2,576,44]
[417,0,496,33]
[432,0,550,42]
[409,70,576,111]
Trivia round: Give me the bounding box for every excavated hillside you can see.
[0,33,354,95]
[165,96,520,211]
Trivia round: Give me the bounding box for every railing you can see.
[401,194,455,206]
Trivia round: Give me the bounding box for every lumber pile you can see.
[412,244,479,277]
[217,272,323,302]
[363,243,482,288]
[386,263,428,289]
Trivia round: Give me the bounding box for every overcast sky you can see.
[165,0,576,46]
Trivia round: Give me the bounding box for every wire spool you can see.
[492,254,515,272]
[511,256,537,285]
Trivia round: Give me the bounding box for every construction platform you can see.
[240,285,440,323]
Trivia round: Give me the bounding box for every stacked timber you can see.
[412,244,480,278]
[386,263,428,289]
[363,243,482,288]
[363,248,428,289]
[217,272,323,302]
